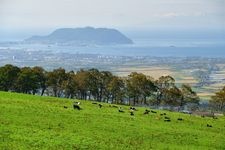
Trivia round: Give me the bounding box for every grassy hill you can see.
[0,92,225,150]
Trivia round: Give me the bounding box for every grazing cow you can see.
[151,110,157,114]
[163,113,166,115]
[119,109,124,113]
[164,119,171,122]
[160,113,164,116]
[144,109,150,115]
[63,106,68,109]
[130,112,134,116]
[73,104,81,110]
[207,124,212,127]
[113,105,118,108]
[99,104,102,108]
[164,116,170,120]
[74,102,81,105]
[130,107,137,111]
[177,118,183,121]
[92,102,98,104]
[118,107,124,113]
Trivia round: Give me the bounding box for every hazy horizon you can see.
[0,0,225,41]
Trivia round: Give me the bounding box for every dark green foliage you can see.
[0,64,199,107]
[0,64,20,91]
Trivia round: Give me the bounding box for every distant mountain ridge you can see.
[25,27,133,45]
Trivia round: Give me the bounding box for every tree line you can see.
[0,64,201,107]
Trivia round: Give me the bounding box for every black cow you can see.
[74,102,81,105]
[73,104,81,110]
[99,104,102,108]
[177,118,183,121]
[151,110,157,113]
[63,106,68,109]
[144,109,150,115]
[165,116,170,120]
[130,107,137,111]
[130,112,134,116]
[119,109,124,113]
[164,119,171,122]
[207,124,212,127]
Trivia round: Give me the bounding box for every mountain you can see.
[25,27,133,45]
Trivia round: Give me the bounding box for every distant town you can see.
[0,47,225,100]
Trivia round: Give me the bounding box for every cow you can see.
[164,116,170,120]
[164,119,171,122]
[73,104,81,110]
[74,102,81,105]
[130,107,137,111]
[177,118,183,121]
[118,107,124,113]
[99,104,102,108]
[160,113,166,116]
[63,106,68,109]
[151,110,157,114]
[130,112,134,116]
[144,109,150,115]
[119,109,124,113]
[207,124,212,127]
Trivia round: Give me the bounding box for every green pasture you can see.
[0,92,224,149]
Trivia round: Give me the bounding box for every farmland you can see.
[0,48,225,99]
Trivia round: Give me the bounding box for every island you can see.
[25,27,133,45]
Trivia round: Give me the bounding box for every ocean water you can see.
[1,38,225,57]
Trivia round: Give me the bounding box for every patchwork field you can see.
[113,65,225,100]
[0,92,225,149]
[113,66,173,79]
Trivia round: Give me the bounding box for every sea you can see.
[0,38,225,57]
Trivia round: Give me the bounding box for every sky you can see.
[0,0,225,40]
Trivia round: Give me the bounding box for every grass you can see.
[0,91,225,150]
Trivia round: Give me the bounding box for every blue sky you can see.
[0,0,225,40]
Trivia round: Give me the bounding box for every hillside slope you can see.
[0,92,225,149]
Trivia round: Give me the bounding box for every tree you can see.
[15,67,39,94]
[63,71,77,98]
[32,66,47,96]
[47,68,68,97]
[75,69,90,100]
[87,69,100,101]
[126,72,155,106]
[162,86,183,106]
[0,64,20,91]
[99,71,113,102]
[181,84,199,106]
[210,86,225,111]
[156,76,175,106]
[107,76,125,104]
[142,76,157,105]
